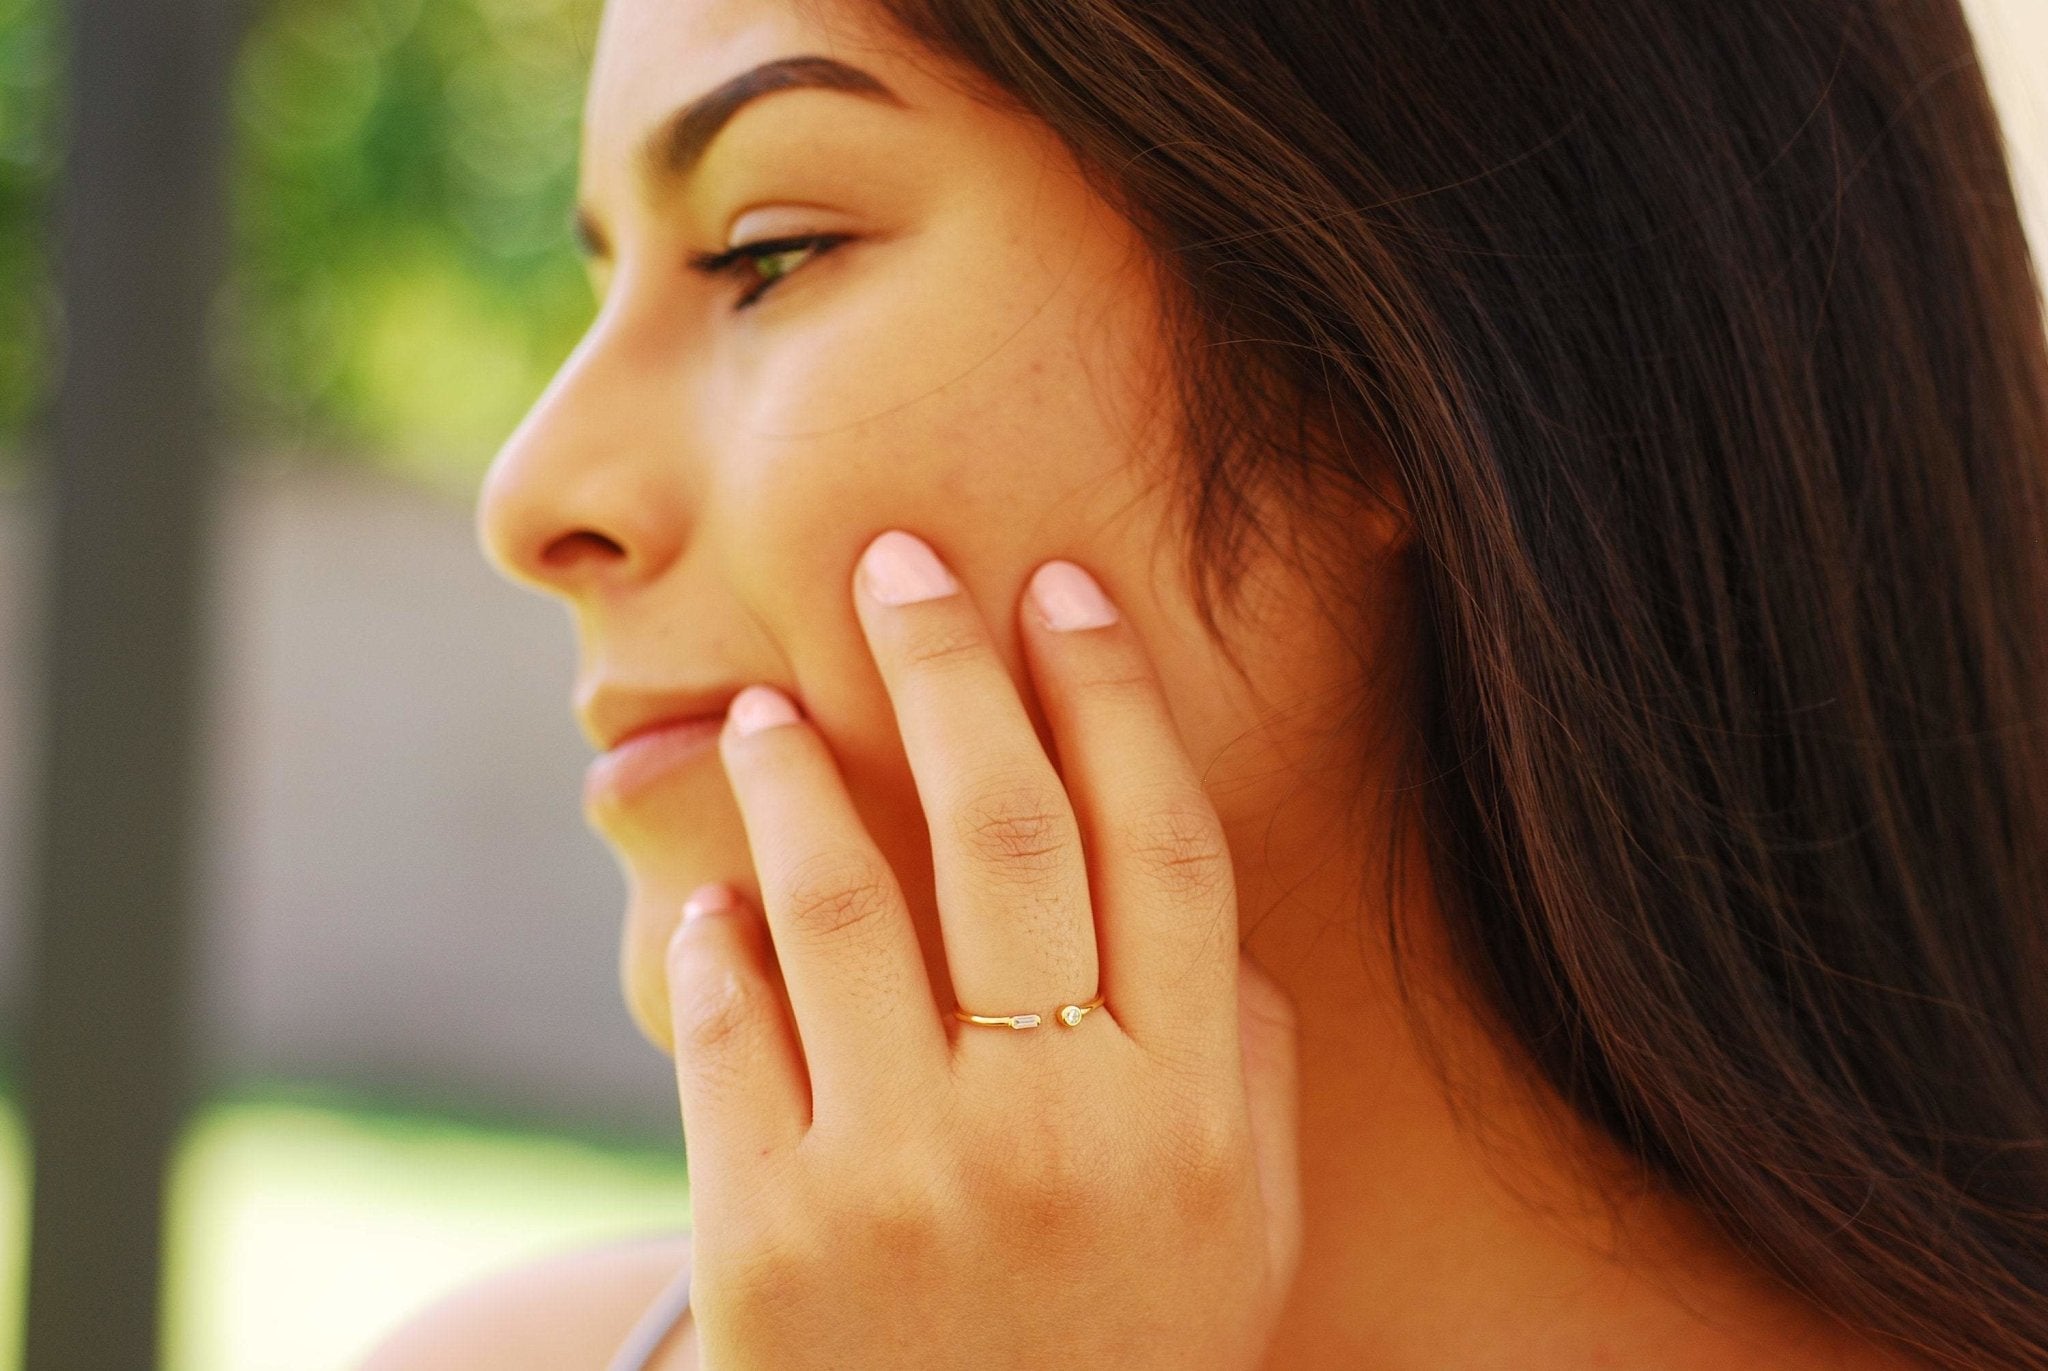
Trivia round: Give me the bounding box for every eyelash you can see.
[685,233,849,311]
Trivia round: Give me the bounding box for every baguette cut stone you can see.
[1008,1013,1041,1029]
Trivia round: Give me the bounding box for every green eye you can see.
[686,234,848,310]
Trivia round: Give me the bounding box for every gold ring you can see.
[954,992,1105,1030]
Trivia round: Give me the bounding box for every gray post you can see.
[20,0,239,1366]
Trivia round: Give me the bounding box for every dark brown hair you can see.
[827,0,2048,1364]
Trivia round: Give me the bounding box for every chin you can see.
[622,911,680,1056]
[594,785,755,1049]
[615,864,714,1058]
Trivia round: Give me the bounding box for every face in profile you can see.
[475,0,1374,1053]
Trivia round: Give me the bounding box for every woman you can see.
[364,0,2048,1366]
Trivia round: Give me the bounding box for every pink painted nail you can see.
[1028,560,1119,631]
[727,684,801,737]
[860,530,960,605]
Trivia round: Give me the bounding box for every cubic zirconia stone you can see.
[1009,1013,1041,1029]
[1060,1005,1084,1025]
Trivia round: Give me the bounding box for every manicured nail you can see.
[1028,560,1119,631]
[728,684,801,737]
[860,530,959,605]
[682,883,739,923]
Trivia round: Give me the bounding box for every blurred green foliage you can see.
[0,0,55,459]
[0,0,605,492]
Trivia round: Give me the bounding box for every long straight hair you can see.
[838,0,2048,1364]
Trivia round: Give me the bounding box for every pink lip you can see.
[583,713,725,808]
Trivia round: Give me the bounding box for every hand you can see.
[664,529,1304,1370]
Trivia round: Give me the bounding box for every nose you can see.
[475,313,689,600]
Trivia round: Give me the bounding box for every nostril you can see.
[538,528,628,573]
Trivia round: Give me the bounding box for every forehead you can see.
[583,0,894,177]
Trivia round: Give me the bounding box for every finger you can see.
[717,684,950,1127]
[665,882,809,1230]
[1236,948,1305,1290]
[851,530,1099,1032]
[1015,558,1241,1062]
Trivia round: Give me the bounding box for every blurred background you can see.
[0,0,2041,1368]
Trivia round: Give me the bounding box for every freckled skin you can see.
[476,0,1368,1056]
[473,0,1913,1366]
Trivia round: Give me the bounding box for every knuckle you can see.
[1159,1102,1248,1220]
[969,1120,1117,1235]
[720,1231,823,1326]
[1077,664,1158,701]
[954,781,1076,878]
[850,1163,953,1267]
[1122,1090,1245,1229]
[1119,793,1233,898]
[672,963,758,1062]
[780,849,898,943]
[897,616,989,673]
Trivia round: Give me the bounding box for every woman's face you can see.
[476,0,1381,1053]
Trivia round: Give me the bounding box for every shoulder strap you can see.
[603,1254,693,1371]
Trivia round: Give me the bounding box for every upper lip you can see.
[579,679,745,752]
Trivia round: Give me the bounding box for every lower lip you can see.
[583,715,725,807]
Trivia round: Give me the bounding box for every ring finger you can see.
[851,530,1099,1033]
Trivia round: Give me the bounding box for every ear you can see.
[1297,387,1416,561]
[1356,477,1415,560]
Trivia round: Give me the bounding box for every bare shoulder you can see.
[354,1228,696,1371]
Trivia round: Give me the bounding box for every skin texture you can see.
[474,0,1919,1365]
[640,542,1304,1368]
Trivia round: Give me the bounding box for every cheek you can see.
[695,214,1189,828]
[697,309,1162,836]
[710,300,1157,611]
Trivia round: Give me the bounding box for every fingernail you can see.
[682,883,738,923]
[728,684,801,737]
[1028,560,1119,631]
[860,530,959,605]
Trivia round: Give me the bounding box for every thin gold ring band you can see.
[955,992,1105,1030]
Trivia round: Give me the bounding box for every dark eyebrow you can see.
[573,54,905,261]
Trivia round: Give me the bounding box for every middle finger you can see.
[852,529,1100,1032]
